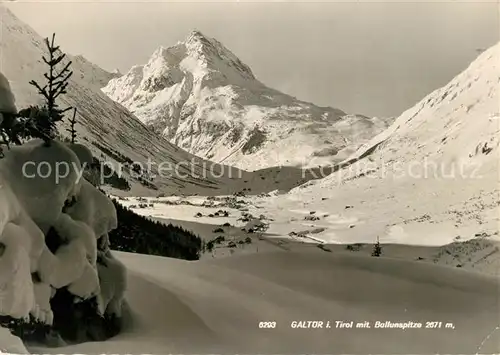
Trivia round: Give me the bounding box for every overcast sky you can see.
[5,0,499,117]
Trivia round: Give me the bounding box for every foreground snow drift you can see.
[30,250,500,354]
[0,326,29,354]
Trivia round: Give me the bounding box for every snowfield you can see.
[27,250,500,354]
[0,326,29,354]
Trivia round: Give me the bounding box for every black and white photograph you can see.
[0,0,498,353]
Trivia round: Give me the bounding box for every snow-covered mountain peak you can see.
[103,31,393,170]
[184,29,215,50]
[0,5,261,195]
[136,30,256,90]
[185,29,210,42]
[119,30,255,99]
[182,30,256,81]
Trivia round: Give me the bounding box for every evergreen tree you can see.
[109,199,203,260]
[66,107,78,143]
[28,33,73,144]
[371,236,382,257]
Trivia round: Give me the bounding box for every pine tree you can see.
[66,107,78,143]
[371,236,382,257]
[28,33,73,145]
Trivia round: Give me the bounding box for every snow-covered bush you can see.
[96,249,127,318]
[0,137,127,346]
[64,179,117,240]
[0,139,83,233]
[0,49,128,347]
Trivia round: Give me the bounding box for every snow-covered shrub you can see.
[0,139,83,233]
[37,213,97,291]
[0,51,127,347]
[96,249,127,318]
[0,222,36,319]
[0,137,127,346]
[64,179,117,240]
[0,180,45,272]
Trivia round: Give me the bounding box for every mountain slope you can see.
[71,54,120,90]
[103,31,392,170]
[0,7,250,196]
[345,42,499,175]
[244,42,499,251]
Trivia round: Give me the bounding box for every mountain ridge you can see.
[0,6,247,195]
[103,30,392,171]
[2,7,344,196]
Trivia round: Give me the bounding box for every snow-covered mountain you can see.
[263,41,500,249]
[0,7,254,196]
[103,31,392,170]
[342,41,499,179]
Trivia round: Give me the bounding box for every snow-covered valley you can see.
[110,40,500,273]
